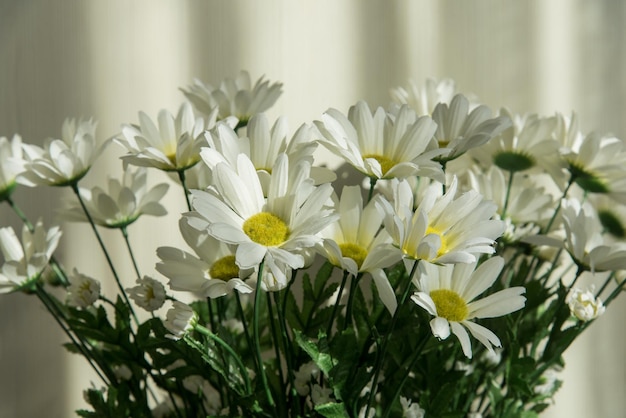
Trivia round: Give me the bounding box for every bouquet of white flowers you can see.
[1,71,624,417]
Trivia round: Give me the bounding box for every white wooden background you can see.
[0,1,625,417]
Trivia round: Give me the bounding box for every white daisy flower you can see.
[561,131,626,203]
[0,134,27,200]
[127,276,166,312]
[566,286,605,322]
[66,269,101,308]
[470,109,562,179]
[318,185,402,313]
[181,71,283,126]
[163,301,198,340]
[564,199,626,271]
[116,102,216,172]
[411,257,526,358]
[527,199,626,272]
[188,153,336,287]
[314,101,444,182]
[590,194,626,240]
[201,113,330,190]
[377,177,505,264]
[61,167,169,228]
[0,220,62,293]
[156,217,253,298]
[464,166,555,242]
[390,77,457,116]
[431,94,511,162]
[20,118,101,187]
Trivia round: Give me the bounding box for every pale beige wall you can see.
[0,1,625,417]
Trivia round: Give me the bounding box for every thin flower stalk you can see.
[71,184,139,325]
[365,260,420,418]
[253,260,277,410]
[121,226,141,279]
[35,285,111,385]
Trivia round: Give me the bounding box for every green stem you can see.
[367,177,377,203]
[177,169,193,212]
[273,291,300,416]
[327,270,349,337]
[121,226,141,279]
[543,176,575,234]
[71,184,139,325]
[603,277,626,307]
[5,197,69,286]
[381,333,430,418]
[36,285,110,384]
[189,326,253,395]
[343,273,362,331]
[253,260,276,409]
[365,260,419,418]
[235,292,256,367]
[501,170,515,220]
[595,272,615,299]
[266,293,286,416]
[149,315,184,418]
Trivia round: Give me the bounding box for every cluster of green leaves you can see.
[65,253,593,418]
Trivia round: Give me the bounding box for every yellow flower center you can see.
[426,226,448,258]
[362,154,396,176]
[209,255,240,281]
[165,152,177,165]
[339,243,368,269]
[243,212,290,246]
[430,289,468,322]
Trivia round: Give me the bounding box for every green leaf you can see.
[294,330,335,375]
[314,402,350,418]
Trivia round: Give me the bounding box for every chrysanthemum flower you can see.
[377,177,505,264]
[181,71,283,125]
[314,101,444,181]
[431,94,511,162]
[66,269,101,308]
[566,286,605,322]
[590,194,626,240]
[0,220,62,293]
[317,185,402,313]
[561,199,626,271]
[470,109,561,178]
[163,301,198,340]
[156,217,253,298]
[61,167,169,228]
[201,114,330,190]
[116,102,215,172]
[561,131,626,203]
[0,134,27,200]
[390,77,457,116]
[188,153,336,287]
[411,257,526,358]
[526,199,626,272]
[20,118,100,187]
[127,276,166,312]
[465,166,554,242]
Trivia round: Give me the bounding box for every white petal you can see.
[370,268,397,315]
[450,321,472,358]
[430,317,451,340]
